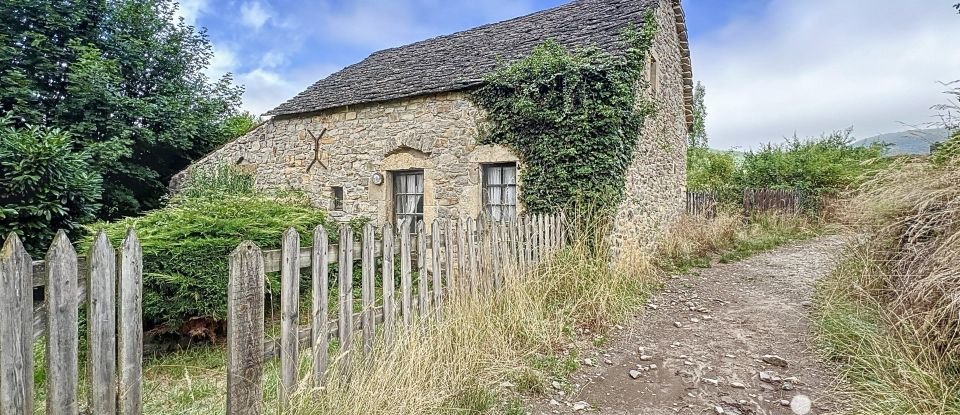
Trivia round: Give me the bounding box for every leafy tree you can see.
[687,147,736,192]
[222,111,261,141]
[0,0,242,219]
[689,81,708,149]
[0,117,102,255]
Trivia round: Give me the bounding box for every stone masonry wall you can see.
[608,0,688,256]
[174,91,519,227]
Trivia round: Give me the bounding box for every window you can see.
[482,163,518,221]
[648,54,659,94]
[331,186,344,211]
[393,170,424,228]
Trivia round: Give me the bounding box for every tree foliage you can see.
[689,81,708,149]
[0,117,102,255]
[0,0,242,219]
[737,130,887,194]
[472,21,657,214]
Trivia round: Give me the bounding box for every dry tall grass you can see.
[285,220,659,414]
[657,210,819,271]
[814,159,960,414]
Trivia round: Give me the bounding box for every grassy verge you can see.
[814,241,960,414]
[813,160,960,414]
[657,211,823,273]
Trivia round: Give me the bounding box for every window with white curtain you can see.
[392,170,424,228]
[482,163,517,221]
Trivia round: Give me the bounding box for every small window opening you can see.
[648,54,659,94]
[331,186,344,211]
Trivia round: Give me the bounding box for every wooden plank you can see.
[510,219,520,279]
[279,228,300,401]
[490,222,501,291]
[88,231,117,415]
[523,216,533,274]
[399,220,413,327]
[338,225,354,371]
[227,241,265,415]
[456,218,467,298]
[443,219,454,304]
[416,221,428,317]
[311,226,329,385]
[45,231,78,415]
[466,217,478,295]
[118,229,143,415]
[381,225,395,341]
[431,220,443,312]
[361,223,375,357]
[1,233,34,415]
[540,215,548,259]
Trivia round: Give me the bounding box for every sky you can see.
[182,0,960,150]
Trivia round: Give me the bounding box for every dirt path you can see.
[534,235,848,415]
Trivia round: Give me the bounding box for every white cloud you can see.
[690,1,960,149]
[237,66,339,116]
[174,0,209,26]
[240,1,272,30]
[205,43,238,79]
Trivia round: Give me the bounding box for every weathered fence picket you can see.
[362,223,376,357]
[338,225,354,372]
[1,234,33,415]
[381,225,395,341]
[227,241,265,415]
[118,230,144,415]
[279,228,300,402]
[45,232,78,415]
[431,220,443,312]
[311,226,329,385]
[417,221,428,317]
[88,233,118,415]
[399,220,413,327]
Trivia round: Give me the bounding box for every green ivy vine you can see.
[471,17,658,215]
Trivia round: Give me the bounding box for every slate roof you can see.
[266,0,692,123]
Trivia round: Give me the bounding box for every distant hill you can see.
[853,128,952,156]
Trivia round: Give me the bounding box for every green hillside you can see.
[854,128,951,155]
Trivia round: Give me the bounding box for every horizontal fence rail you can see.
[226,213,567,415]
[1,230,144,415]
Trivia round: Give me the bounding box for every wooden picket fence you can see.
[1,230,143,415]
[685,191,718,218]
[742,188,804,215]
[226,213,566,414]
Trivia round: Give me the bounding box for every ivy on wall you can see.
[471,18,657,214]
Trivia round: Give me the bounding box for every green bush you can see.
[88,176,333,333]
[686,147,738,201]
[0,117,101,255]
[736,130,887,195]
[932,130,960,165]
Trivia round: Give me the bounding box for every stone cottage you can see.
[175,0,693,252]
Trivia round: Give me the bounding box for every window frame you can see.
[481,162,518,222]
[330,186,344,211]
[391,169,425,228]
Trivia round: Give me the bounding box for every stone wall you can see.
[608,0,689,257]
[174,91,520,227]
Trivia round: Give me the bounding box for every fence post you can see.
[88,232,117,415]
[417,221,428,317]
[338,225,354,372]
[361,223,376,357]
[118,229,143,415]
[466,217,479,295]
[443,219,454,304]
[280,228,300,402]
[399,220,413,328]
[227,241,265,415]
[311,226,329,385]
[1,233,33,415]
[44,231,77,414]
[381,224,395,341]
[455,218,467,298]
[490,222,501,291]
[431,220,443,313]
